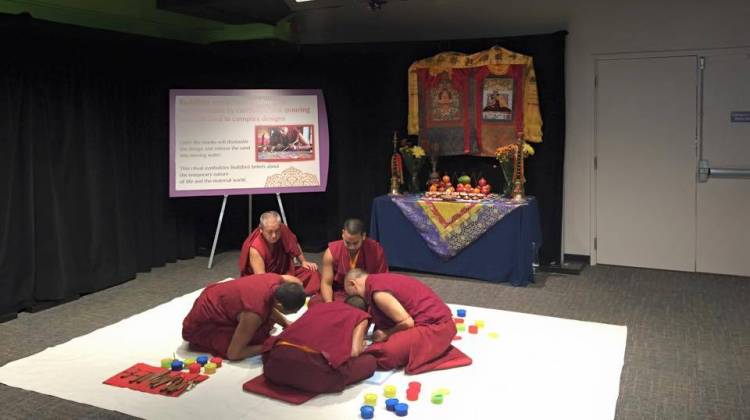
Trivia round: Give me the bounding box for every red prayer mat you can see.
[242,374,318,405]
[408,346,473,375]
[103,363,208,398]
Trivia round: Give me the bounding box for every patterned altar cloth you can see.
[391,194,528,259]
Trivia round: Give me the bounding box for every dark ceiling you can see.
[156,0,379,25]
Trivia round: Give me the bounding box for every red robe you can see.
[363,273,471,374]
[238,224,321,295]
[261,302,376,393]
[309,238,388,306]
[182,274,281,359]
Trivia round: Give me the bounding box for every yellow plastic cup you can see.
[364,393,378,406]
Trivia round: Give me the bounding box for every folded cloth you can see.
[242,374,318,405]
[103,363,208,398]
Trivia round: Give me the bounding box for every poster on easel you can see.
[169,89,329,197]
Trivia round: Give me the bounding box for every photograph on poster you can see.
[255,124,315,162]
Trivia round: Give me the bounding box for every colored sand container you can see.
[360,405,374,419]
[438,387,450,396]
[364,393,378,406]
[210,357,223,367]
[431,393,444,404]
[406,389,419,401]
[488,332,499,339]
[456,309,466,317]
[408,381,421,392]
[457,324,466,332]
[475,320,485,328]
[385,398,399,411]
[395,403,409,416]
[183,358,195,367]
[188,363,201,374]
[170,360,183,371]
[453,318,464,324]
[468,325,478,334]
[203,362,217,374]
[452,335,462,340]
[196,355,209,365]
[160,358,173,369]
[384,385,397,398]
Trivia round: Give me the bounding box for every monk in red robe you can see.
[310,218,388,306]
[238,211,321,295]
[344,269,472,374]
[261,295,376,393]
[182,273,306,361]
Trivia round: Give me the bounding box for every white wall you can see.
[294,0,750,256]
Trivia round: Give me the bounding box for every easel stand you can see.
[207,193,288,269]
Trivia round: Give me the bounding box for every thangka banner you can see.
[407,46,542,157]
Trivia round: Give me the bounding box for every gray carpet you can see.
[0,251,748,419]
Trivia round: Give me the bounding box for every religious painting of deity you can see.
[428,82,461,123]
[482,77,514,122]
[255,124,315,162]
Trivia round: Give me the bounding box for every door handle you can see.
[698,159,750,182]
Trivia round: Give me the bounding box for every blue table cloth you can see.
[370,195,542,286]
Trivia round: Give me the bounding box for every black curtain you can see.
[0,13,565,317]
[0,16,197,317]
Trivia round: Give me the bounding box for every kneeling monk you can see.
[182,273,306,361]
[261,295,376,393]
[238,211,321,295]
[311,218,388,306]
[345,269,470,374]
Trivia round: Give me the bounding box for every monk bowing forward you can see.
[182,274,306,361]
[345,269,471,374]
[238,211,321,295]
[311,218,388,305]
[261,296,377,393]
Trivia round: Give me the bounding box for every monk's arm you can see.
[248,248,266,274]
[320,249,335,302]
[270,307,292,329]
[296,245,318,271]
[372,292,414,341]
[350,319,369,357]
[226,311,264,360]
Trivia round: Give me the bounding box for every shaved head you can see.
[343,218,365,236]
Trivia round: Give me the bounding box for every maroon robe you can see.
[308,238,388,306]
[261,302,376,393]
[363,273,471,374]
[182,274,281,359]
[238,224,321,295]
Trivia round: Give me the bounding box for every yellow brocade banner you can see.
[407,46,542,157]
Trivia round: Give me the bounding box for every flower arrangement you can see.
[495,142,535,162]
[495,142,534,198]
[399,142,426,193]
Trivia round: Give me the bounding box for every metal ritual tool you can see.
[130,372,156,384]
[118,369,140,379]
[148,371,173,388]
[160,377,185,394]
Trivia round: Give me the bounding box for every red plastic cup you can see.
[406,389,419,401]
[452,335,463,340]
[453,318,464,324]
[468,325,478,334]
[188,363,201,374]
[210,357,223,368]
[408,381,421,392]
